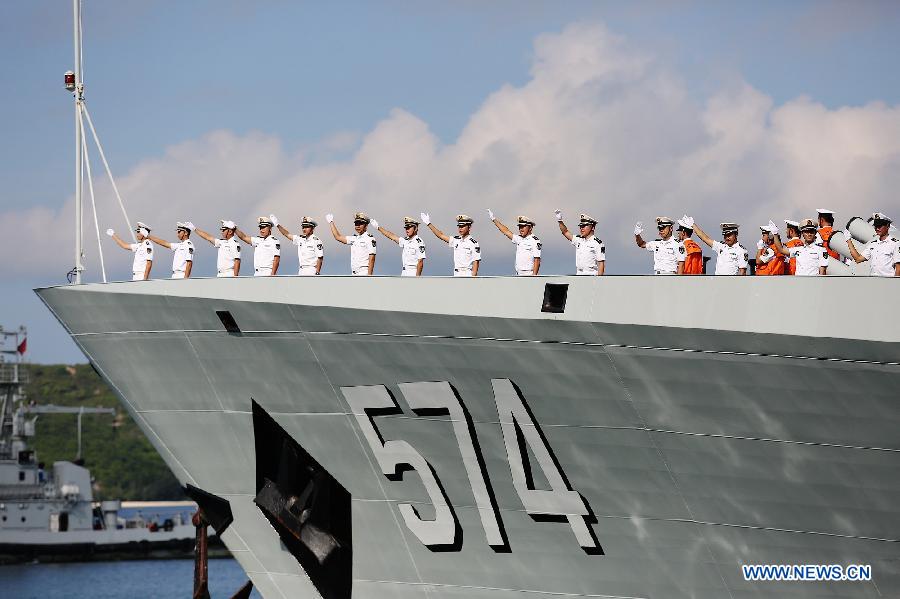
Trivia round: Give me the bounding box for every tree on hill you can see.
[25,364,184,501]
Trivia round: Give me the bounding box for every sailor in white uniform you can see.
[193,220,241,277]
[148,222,195,279]
[374,216,426,276]
[106,221,153,280]
[634,217,685,275]
[556,211,605,275]
[276,215,324,275]
[690,220,749,275]
[488,210,541,275]
[422,213,481,276]
[327,212,377,275]
[844,212,900,277]
[236,217,281,276]
[773,218,828,276]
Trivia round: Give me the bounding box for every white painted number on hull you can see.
[492,378,598,549]
[341,379,597,552]
[342,384,457,548]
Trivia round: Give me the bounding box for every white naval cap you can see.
[784,219,800,228]
[677,215,694,230]
[799,218,817,231]
[220,220,237,230]
[870,212,892,224]
[516,215,535,226]
[759,224,776,233]
[257,216,274,228]
[816,208,835,215]
[175,221,191,232]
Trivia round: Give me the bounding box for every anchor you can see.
[184,484,253,599]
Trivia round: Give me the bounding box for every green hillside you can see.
[24,364,184,501]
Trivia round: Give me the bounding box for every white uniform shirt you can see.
[130,240,153,275]
[645,238,685,273]
[170,239,194,276]
[449,235,481,271]
[291,234,324,270]
[711,240,749,275]
[512,234,541,274]
[398,235,426,272]
[214,238,241,274]
[861,237,900,277]
[571,235,605,274]
[788,242,829,276]
[251,235,280,272]
[346,232,377,273]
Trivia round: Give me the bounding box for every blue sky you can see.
[2,1,900,363]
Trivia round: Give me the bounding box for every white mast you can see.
[72,0,84,284]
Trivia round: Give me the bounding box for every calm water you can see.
[0,558,262,599]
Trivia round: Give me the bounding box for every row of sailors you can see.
[106,208,900,280]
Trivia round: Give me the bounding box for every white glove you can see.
[370,219,379,230]
[269,214,279,227]
[185,221,196,231]
[420,212,431,225]
[487,208,495,221]
[683,215,694,227]
[325,213,334,223]
[105,228,114,237]
[767,220,779,236]
[554,209,562,222]
[634,222,644,236]
[757,239,765,250]
[843,229,853,244]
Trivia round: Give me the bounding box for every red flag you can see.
[16,338,26,355]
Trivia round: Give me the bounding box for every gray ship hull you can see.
[36,276,900,598]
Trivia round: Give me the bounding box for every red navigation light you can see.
[64,71,76,92]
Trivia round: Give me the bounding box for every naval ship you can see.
[36,272,900,598]
[35,2,900,596]
[0,327,199,563]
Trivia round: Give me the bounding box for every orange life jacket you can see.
[818,226,840,260]
[755,242,785,275]
[682,238,703,274]
[786,237,803,275]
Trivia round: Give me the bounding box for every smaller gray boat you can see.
[0,326,198,564]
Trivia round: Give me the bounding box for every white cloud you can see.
[4,21,900,279]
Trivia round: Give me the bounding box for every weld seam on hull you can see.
[69,328,900,368]
[352,578,650,599]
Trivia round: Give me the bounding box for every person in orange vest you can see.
[783,219,803,275]
[676,216,703,274]
[816,208,840,260]
[754,223,785,275]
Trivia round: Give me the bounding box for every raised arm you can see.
[106,229,133,251]
[377,224,400,244]
[772,233,789,257]
[148,234,171,249]
[844,230,866,264]
[634,222,648,249]
[193,226,216,245]
[327,214,348,244]
[488,209,513,240]
[276,223,294,240]
[555,210,573,241]
[691,221,715,248]
[235,227,252,244]
[422,213,449,243]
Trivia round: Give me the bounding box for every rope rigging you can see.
[68,0,135,284]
